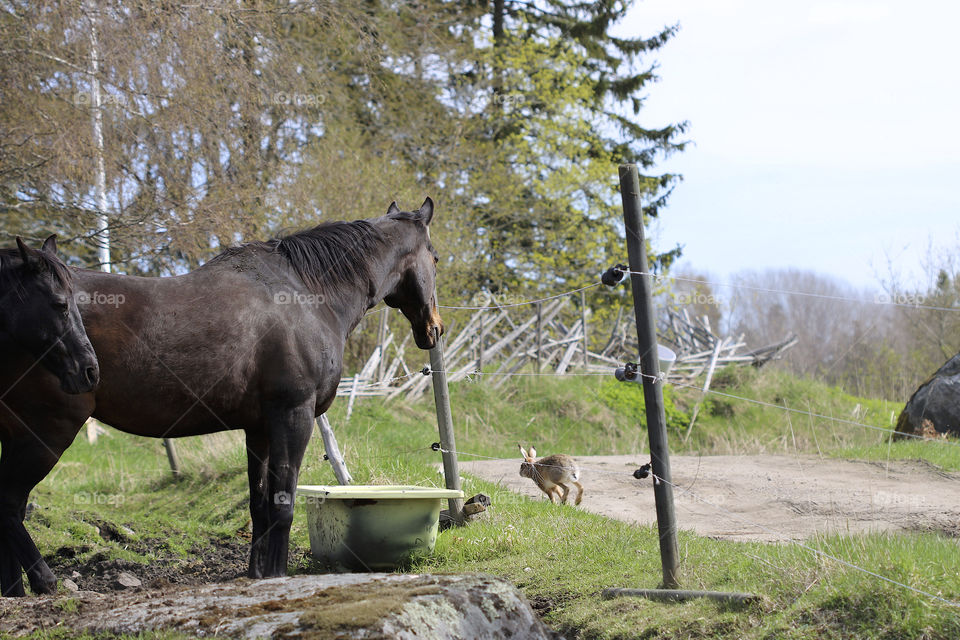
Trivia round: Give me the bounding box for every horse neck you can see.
[320,240,407,340]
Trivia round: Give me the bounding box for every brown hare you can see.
[518,444,583,505]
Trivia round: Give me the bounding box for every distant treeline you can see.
[668,253,960,401]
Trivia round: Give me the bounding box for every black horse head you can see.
[0,236,99,393]
[380,197,443,350]
[264,198,444,350]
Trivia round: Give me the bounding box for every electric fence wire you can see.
[620,269,960,314]
[413,366,960,449]
[647,471,960,608]
[424,441,960,609]
[437,282,602,310]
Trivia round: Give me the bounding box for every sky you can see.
[616,0,960,291]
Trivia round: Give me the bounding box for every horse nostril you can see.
[84,366,99,386]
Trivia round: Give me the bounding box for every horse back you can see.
[74,262,340,437]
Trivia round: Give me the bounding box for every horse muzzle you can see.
[59,356,100,394]
[427,309,444,346]
[413,308,444,350]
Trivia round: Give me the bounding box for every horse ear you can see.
[41,235,58,256]
[16,237,30,261]
[387,201,400,216]
[418,197,434,226]
[15,237,38,269]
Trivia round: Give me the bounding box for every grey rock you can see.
[0,574,557,640]
[62,579,79,592]
[897,353,960,438]
[115,572,141,588]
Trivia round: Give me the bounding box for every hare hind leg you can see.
[558,483,570,504]
[572,481,584,505]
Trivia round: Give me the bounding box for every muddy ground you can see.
[41,533,253,594]
[461,454,960,541]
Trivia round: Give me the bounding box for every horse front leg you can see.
[0,519,26,597]
[245,429,270,579]
[262,399,314,578]
[0,438,63,596]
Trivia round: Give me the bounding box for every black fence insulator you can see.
[633,463,652,480]
[601,263,629,286]
[431,442,442,452]
[421,366,431,376]
[615,362,641,383]
[323,454,329,461]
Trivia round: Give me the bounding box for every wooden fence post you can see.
[619,163,680,589]
[429,305,465,525]
[163,439,181,477]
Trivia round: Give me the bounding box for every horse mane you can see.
[274,219,389,293]
[209,217,407,294]
[0,247,73,294]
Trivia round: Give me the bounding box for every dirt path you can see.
[460,454,960,541]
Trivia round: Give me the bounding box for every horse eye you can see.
[52,301,69,314]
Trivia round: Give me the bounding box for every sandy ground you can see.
[460,454,960,542]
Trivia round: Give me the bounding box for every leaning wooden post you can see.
[683,337,723,444]
[477,311,485,374]
[316,413,353,485]
[580,289,589,370]
[619,163,680,588]
[429,317,465,525]
[376,307,389,382]
[535,301,543,372]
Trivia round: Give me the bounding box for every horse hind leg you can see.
[244,429,270,579]
[262,399,314,577]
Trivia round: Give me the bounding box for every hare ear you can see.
[529,446,537,458]
[518,444,528,459]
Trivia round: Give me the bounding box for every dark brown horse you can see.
[0,236,100,596]
[0,200,442,596]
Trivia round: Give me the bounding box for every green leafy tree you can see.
[430,0,687,296]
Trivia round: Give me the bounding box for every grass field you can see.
[13,367,960,639]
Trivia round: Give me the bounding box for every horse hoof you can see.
[28,576,57,596]
[1,584,26,598]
